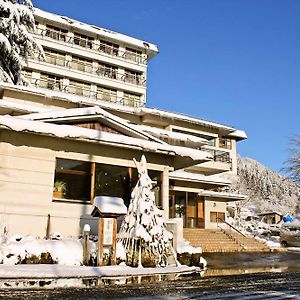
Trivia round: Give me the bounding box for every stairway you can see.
[183,229,270,253]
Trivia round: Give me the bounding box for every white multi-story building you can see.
[0,7,246,239]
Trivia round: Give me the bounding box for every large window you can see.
[68,80,91,97]
[53,158,161,206]
[97,63,117,79]
[54,159,91,202]
[71,56,93,73]
[99,40,119,56]
[45,25,67,42]
[74,32,94,49]
[125,47,143,63]
[124,70,143,85]
[44,49,65,67]
[96,86,117,102]
[123,92,140,107]
[39,74,63,91]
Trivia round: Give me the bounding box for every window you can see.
[210,211,225,223]
[219,137,232,150]
[99,40,119,56]
[74,32,94,49]
[53,159,161,206]
[123,92,140,107]
[45,25,67,42]
[124,70,143,85]
[97,63,117,79]
[39,73,63,91]
[68,80,91,97]
[125,47,143,63]
[71,56,93,73]
[44,49,65,67]
[54,159,91,202]
[96,86,117,102]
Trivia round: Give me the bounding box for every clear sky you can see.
[33,0,300,173]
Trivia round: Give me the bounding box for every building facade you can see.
[0,7,246,237]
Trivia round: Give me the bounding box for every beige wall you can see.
[204,198,227,229]
[0,129,172,237]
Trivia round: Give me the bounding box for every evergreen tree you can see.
[118,155,175,267]
[0,0,44,84]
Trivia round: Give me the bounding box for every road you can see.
[1,271,299,300]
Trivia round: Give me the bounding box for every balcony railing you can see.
[35,28,147,65]
[202,148,232,163]
[31,78,145,108]
[32,51,146,87]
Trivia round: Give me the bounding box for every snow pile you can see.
[93,196,127,215]
[225,157,300,215]
[176,239,202,254]
[118,155,176,267]
[0,234,96,266]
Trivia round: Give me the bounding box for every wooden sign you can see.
[103,218,114,245]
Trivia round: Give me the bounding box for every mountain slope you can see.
[226,157,300,214]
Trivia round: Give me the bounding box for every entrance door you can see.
[197,197,205,228]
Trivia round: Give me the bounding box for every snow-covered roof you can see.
[0,82,246,139]
[169,170,232,186]
[257,211,283,216]
[227,130,247,140]
[92,196,127,216]
[0,83,247,138]
[34,8,159,60]
[19,106,165,143]
[134,124,208,146]
[198,190,247,201]
[0,115,212,167]
[0,99,50,114]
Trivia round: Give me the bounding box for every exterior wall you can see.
[0,130,171,237]
[204,198,227,229]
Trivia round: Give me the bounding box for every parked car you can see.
[280,222,300,247]
[268,220,284,236]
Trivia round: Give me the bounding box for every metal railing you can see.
[35,28,147,65]
[217,218,247,250]
[28,51,146,87]
[202,147,232,163]
[31,78,145,108]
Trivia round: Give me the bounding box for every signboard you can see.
[103,218,114,245]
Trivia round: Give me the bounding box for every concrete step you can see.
[183,229,271,253]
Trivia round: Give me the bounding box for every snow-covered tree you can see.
[118,155,176,267]
[0,0,44,84]
[283,137,300,185]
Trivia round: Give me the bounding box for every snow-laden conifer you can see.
[0,0,44,84]
[118,155,176,267]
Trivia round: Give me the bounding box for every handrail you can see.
[219,218,246,237]
[216,218,247,250]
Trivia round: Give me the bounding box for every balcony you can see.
[31,78,145,108]
[35,28,147,65]
[188,148,232,175]
[29,51,146,87]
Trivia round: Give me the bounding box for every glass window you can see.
[123,92,140,107]
[96,86,117,102]
[210,211,225,222]
[97,63,117,79]
[74,32,94,49]
[99,40,119,56]
[71,55,93,73]
[219,137,232,150]
[124,70,143,85]
[45,25,67,42]
[54,159,91,202]
[125,47,143,63]
[69,80,91,97]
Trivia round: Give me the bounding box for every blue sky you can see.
[33,0,300,173]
